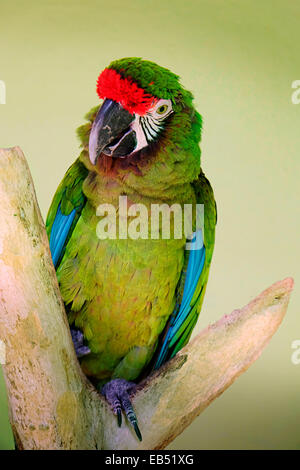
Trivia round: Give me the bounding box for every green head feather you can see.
[108,57,194,111]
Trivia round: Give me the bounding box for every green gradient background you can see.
[0,0,299,450]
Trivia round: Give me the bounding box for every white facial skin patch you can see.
[129,99,173,154]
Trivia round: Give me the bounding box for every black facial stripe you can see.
[141,118,152,143]
[143,119,153,137]
[145,116,159,136]
[144,118,158,140]
[140,111,166,144]
[147,116,164,135]
[152,120,165,130]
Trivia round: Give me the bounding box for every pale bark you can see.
[0,147,294,450]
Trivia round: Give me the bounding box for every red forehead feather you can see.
[96,68,157,115]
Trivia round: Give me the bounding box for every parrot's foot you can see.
[70,328,91,358]
[101,378,142,441]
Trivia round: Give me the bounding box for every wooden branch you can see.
[0,147,104,450]
[0,147,294,450]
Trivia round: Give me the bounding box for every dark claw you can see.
[117,409,122,427]
[70,328,91,358]
[101,378,142,441]
[133,422,142,442]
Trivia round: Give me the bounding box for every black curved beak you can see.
[89,99,136,164]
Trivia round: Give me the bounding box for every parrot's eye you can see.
[157,104,168,115]
[152,99,173,119]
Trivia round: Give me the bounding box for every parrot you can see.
[46,57,217,441]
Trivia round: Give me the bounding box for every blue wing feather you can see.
[46,159,88,270]
[49,204,76,267]
[154,229,206,369]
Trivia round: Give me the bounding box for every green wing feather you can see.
[153,171,217,367]
[174,171,216,350]
[46,158,88,268]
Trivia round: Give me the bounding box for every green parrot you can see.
[46,57,216,440]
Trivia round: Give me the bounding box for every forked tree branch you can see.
[0,147,294,450]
